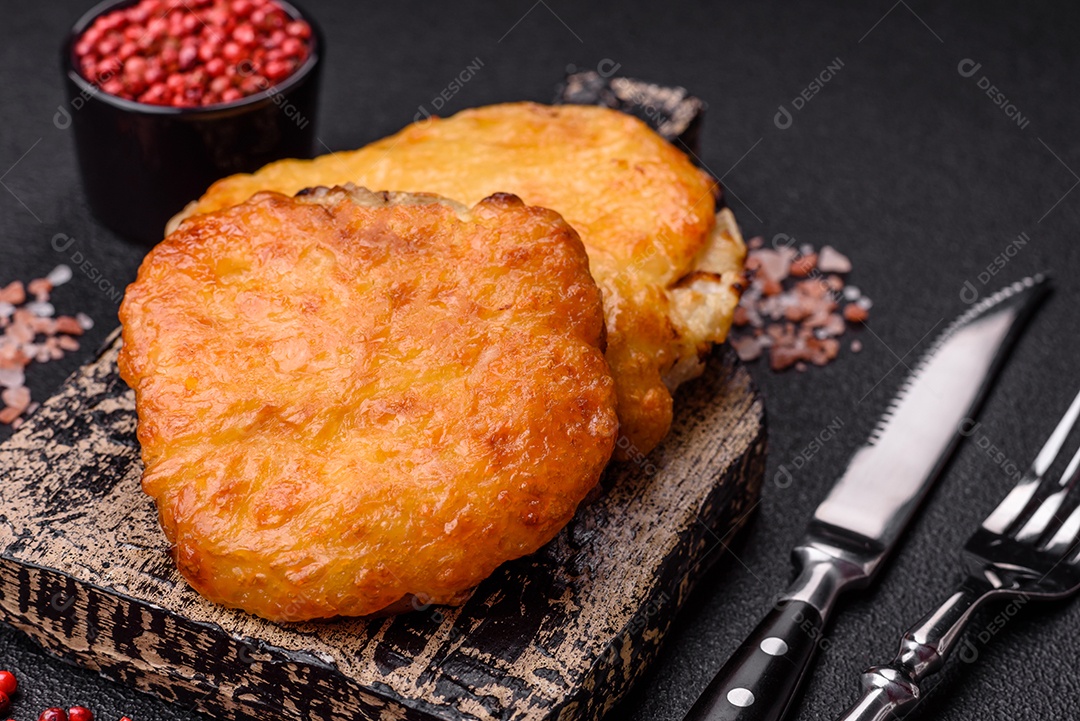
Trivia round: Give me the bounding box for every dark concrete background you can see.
[1,1,1079,719]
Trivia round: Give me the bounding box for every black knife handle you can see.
[683,599,825,721]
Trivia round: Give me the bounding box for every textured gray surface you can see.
[1,1,1079,720]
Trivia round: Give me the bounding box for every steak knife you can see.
[683,275,1049,721]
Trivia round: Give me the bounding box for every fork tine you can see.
[1035,444,1080,551]
[1015,445,1080,543]
[1031,389,1080,476]
[1015,487,1070,543]
[1043,500,1080,558]
[981,388,1080,534]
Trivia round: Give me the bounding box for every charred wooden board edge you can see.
[0,336,766,721]
[0,558,411,720]
[552,419,766,721]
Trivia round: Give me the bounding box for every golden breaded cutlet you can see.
[170,102,746,458]
[120,185,618,621]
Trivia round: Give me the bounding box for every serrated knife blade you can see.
[684,275,1049,721]
[813,275,1048,548]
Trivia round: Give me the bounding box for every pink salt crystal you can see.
[796,279,829,300]
[0,344,22,368]
[807,337,840,366]
[784,302,813,322]
[55,316,84,336]
[754,248,795,282]
[823,314,846,337]
[805,308,833,329]
[1,385,29,413]
[7,322,32,344]
[843,304,870,323]
[57,335,80,352]
[818,246,852,273]
[0,367,24,388]
[46,265,73,287]
[761,278,783,297]
[76,313,94,330]
[26,301,54,317]
[789,253,818,278]
[27,278,52,301]
[770,344,803,371]
[0,281,25,305]
[0,406,20,424]
[748,236,765,249]
[730,240,864,372]
[851,339,863,353]
[731,336,763,362]
[31,316,55,335]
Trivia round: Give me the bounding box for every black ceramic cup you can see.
[61,0,323,243]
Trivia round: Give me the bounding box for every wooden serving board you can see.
[0,332,765,721]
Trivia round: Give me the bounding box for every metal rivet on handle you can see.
[727,688,755,707]
[760,637,789,656]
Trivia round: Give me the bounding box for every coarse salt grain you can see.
[27,278,52,300]
[0,368,25,389]
[818,245,852,273]
[0,272,95,426]
[731,237,869,372]
[26,301,55,318]
[46,264,73,287]
[1,386,29,413]
[0,281,25,305]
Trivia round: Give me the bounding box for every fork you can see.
[835,387,1080,721]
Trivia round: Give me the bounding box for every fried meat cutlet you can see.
[119,185,618,621]
[169,102,746,458]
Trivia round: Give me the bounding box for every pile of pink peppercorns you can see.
[74,0,312,107]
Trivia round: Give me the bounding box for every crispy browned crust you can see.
[120,185,618,621]
[169,102,745,458]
